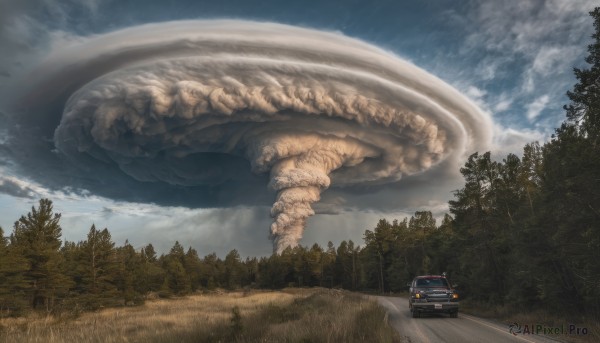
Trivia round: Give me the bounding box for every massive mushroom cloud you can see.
[5,21,492,253]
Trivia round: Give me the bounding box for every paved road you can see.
[377,296,564,343]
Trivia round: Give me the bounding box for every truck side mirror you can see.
[452,283,458,288]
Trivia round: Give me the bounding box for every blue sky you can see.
[0,0,596,257]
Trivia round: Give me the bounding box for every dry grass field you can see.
[0,288,400,343]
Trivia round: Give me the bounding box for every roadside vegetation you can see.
[0,288,400,343]
[459,301,600,343]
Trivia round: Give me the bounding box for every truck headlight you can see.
[452,293,459,299]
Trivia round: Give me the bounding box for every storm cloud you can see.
[3,21,492,252]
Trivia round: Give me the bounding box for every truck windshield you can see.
[416,278,448,287]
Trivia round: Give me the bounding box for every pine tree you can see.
[244,257,259,286]
[409,211,436,275]
[61,241,83,296]
[80,225,118,308]
[363,219,395,293]
[139,244,164,293]
[564,8,600,140]
[115,240,143,303]
[322,241,336,289]
[307,243,324,286]
[224,249,243,290]
[202,253,222,289]
[183,247,202,291]
[0,227,29,315]
[538,7,600,314]
[10,199,71,311]
[162,241,190,295]
[449,153,510,303]
[335,241,352,289]
[290,246,310,287]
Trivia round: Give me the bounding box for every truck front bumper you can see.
[412,302,459,313]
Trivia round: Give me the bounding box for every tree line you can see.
[0,199,444,315]
[0,199,408,315]
[0,7,598,320]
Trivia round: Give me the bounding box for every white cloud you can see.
[491,124,548,159]
[532,46,578,76]
[453,0,595,127]
[0,176,37,198]
[473,56,508,81]
[494,99,512,113]
[526,95,550,121]
[521,69,535,93]
[465,85,487,100]
[466,0,596,58]
[448,83,491,113]
[0,170,50,198]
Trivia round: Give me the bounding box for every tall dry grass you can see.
[0,288,400,343]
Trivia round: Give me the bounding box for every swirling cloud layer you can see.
[6,21,492,252]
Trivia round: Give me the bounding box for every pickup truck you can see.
[408,275,459,318]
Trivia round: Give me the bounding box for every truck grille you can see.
[426,292,450,302]
[427,298,450,303]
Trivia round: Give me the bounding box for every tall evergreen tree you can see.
[363,219,395,293]
[115,240,145,303]
[409,211,436,275]
[162,241,190,295]
[0,227,28,315]
[139,243,164,293]
[79,225,118,307]
[224,249,244,289]
[183,247,202,291]
[307,243,324,286]
[10,199,71,310]
[449,153,509,303]
[60,241,82,292]
[564,8,600,140]
[538,7,600,314]
[202,253,223,289]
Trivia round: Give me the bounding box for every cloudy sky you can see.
[0,0,596,257]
